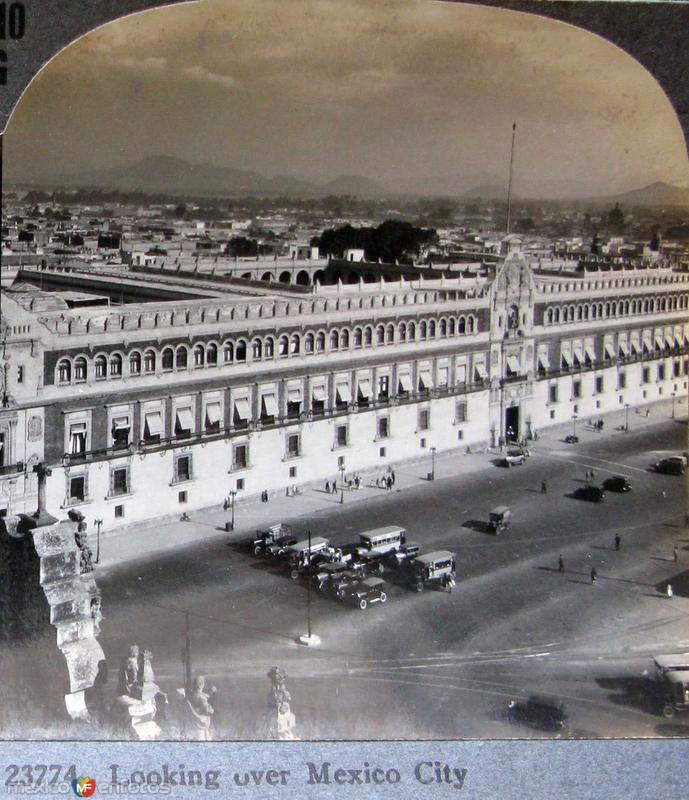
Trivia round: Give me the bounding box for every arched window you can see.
[74,357,87,381]
[316,331,325,352]
[57,358,71,384]
[224,341,234,363]
[398,322,407,342]
[109,353,123,377]
[341,329,350,348]
[129,352,141,375]
[577,306,583,320]
[354,327,363,347]
[419,321,427,339]
[547,308,553,325]
[162,347,174,370]
[458,317,466,334]
[408,321,416,340]
[386,324,395,343]
[304,333,315,353]
[363,326,373,346]
[206,343,218,365]
[553,308,560,323]
[467,316,475,333]
[279,335,289,357]
[235,340,247,362]
[376,325,385,344]
[428,320,436,338]
[252,338,263,360]
[330,330,339,350]
[290,334,300,355]
[176,347,188,369]
[439,319,447,337]
[94,355,107,379]
[193,345,205,367]
[264,337,274,358]
[144,350,156,373]
[583,305,589,320]
[448,318,455,335]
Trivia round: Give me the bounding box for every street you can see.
[91,416,689,740]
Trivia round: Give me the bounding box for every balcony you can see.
[0,461,24,477]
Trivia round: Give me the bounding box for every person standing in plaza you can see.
[614,533,621,552]
[673,545,679,564]
[590,567,597,584]
[558,555,564,574]
[541,480,547,494]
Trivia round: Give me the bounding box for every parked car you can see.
[487,506,512,534]
[655,457,686,476]
[564,434,579,444]
[264,534,301,558]
[405,551,456,592]
[507,695,567,731]
[337,576,388,610]
[503,452,527,466]
[573,485,605,502]
[251,523,294,556]
[603,475,632,493]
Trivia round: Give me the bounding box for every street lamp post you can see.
[228,489,237,531]
[430,446,437,481]
[339,465,345,505]
[571,414,577,439]
[671,392,676,419]
[94,517,103,564]
[624,403,630,432]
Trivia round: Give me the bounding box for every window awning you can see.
[604,341,616,358]
[418,369,432,389]
[675,329,684,346]
[261,393,279,416]
[538,352,550,370]
[357,378,371,398]
[475,363,488,380]
[144,411,163,436]
[70,422,87,433]
[287,387,302,403]
[205,402,221,425]
[233,397,250,420]
[665,332,675,348]
[437,366,449,386]
[176,407,194,431]
[398,374,413,392]
[630,338,642,355]
[584,344,596,362]
[506,356,520,373]
[655,333,665,348]
[112,416,130,430]
[312,384,326,402]
[618,340,629,356]
[560,350,572,366]
[336,381,350,402]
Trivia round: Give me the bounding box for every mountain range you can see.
[7,155,689,207]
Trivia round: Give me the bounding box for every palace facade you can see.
[1,238,688,528]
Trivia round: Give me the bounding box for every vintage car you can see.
[487,506,512,534]
[337,576,388,610]
[284,537,331,576]
[507,695,567,731]
[502,450,527,467]
[651,653,689,718]
[384,542,422,568]
[603,475,632,493]
[564,434,579,444]
[405,550,456,592]
[573,485,605,502]
[655,457,686,476]
[251,523,294,556]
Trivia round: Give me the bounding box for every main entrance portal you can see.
[505,405,520,443]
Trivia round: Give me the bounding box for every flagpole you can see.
[506,122,516,235]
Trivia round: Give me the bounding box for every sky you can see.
[4,0,689,196]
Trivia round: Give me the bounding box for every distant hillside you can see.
[598,181,689,208]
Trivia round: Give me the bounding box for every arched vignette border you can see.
[0,1,687,167]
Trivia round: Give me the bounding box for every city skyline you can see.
[3,0,689,197]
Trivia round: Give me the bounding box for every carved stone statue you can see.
[186,675,216,741]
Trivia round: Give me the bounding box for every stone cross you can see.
[32,462,52,519]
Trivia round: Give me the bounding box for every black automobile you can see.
[564,435,579,444]
[507,696,567,732]
[573,485,605,502]
[337,576,388,610]
[603,475,632,493]
[655,457,686,476]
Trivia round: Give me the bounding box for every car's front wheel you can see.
[415,582,424,593]
[662,703,675,719]
[379,592,387,603]
[359,598,368,610]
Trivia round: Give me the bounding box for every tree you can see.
[226,236,258,257]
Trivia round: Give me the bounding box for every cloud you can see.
[181,65,238,89]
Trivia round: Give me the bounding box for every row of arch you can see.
[545,294,689,325]
[55,315,479,384]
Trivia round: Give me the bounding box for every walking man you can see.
[390,469,396,487]
[614,533,621,552]
[590,567,597,584]
[673,545,679,564]
[541,480,547,494]
[558,555,564,574]
[666,583,674,599]
[325,481,330,494]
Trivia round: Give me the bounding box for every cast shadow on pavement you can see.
[462,519,491,534]
[595,675,657,715]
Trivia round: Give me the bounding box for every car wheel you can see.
[290,569,300,581]
[359,598,368,610]
[415,582,424,593]
[662,703,675,719]
[253,546,262,556]
[379,592,387,603]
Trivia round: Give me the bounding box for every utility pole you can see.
[506,122,517,235]
[182,611,192,695]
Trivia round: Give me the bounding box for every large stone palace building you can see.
[1,238,688,528]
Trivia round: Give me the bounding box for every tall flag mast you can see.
[506,121,517,235]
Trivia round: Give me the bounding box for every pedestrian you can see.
[390,469,396,486]
[599,420,604,432]
[386,475,392,490]
[590,469,595,482]
[662,490,667,500]
[590,567,597,584]
[614,533,621,551]
[673,545,678,563]
[325,480,330,494]
[541,480,547,494]
[264,489,269,503]
[666,583,674,599]
[558,555,564,573]
[645,408,650,418]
